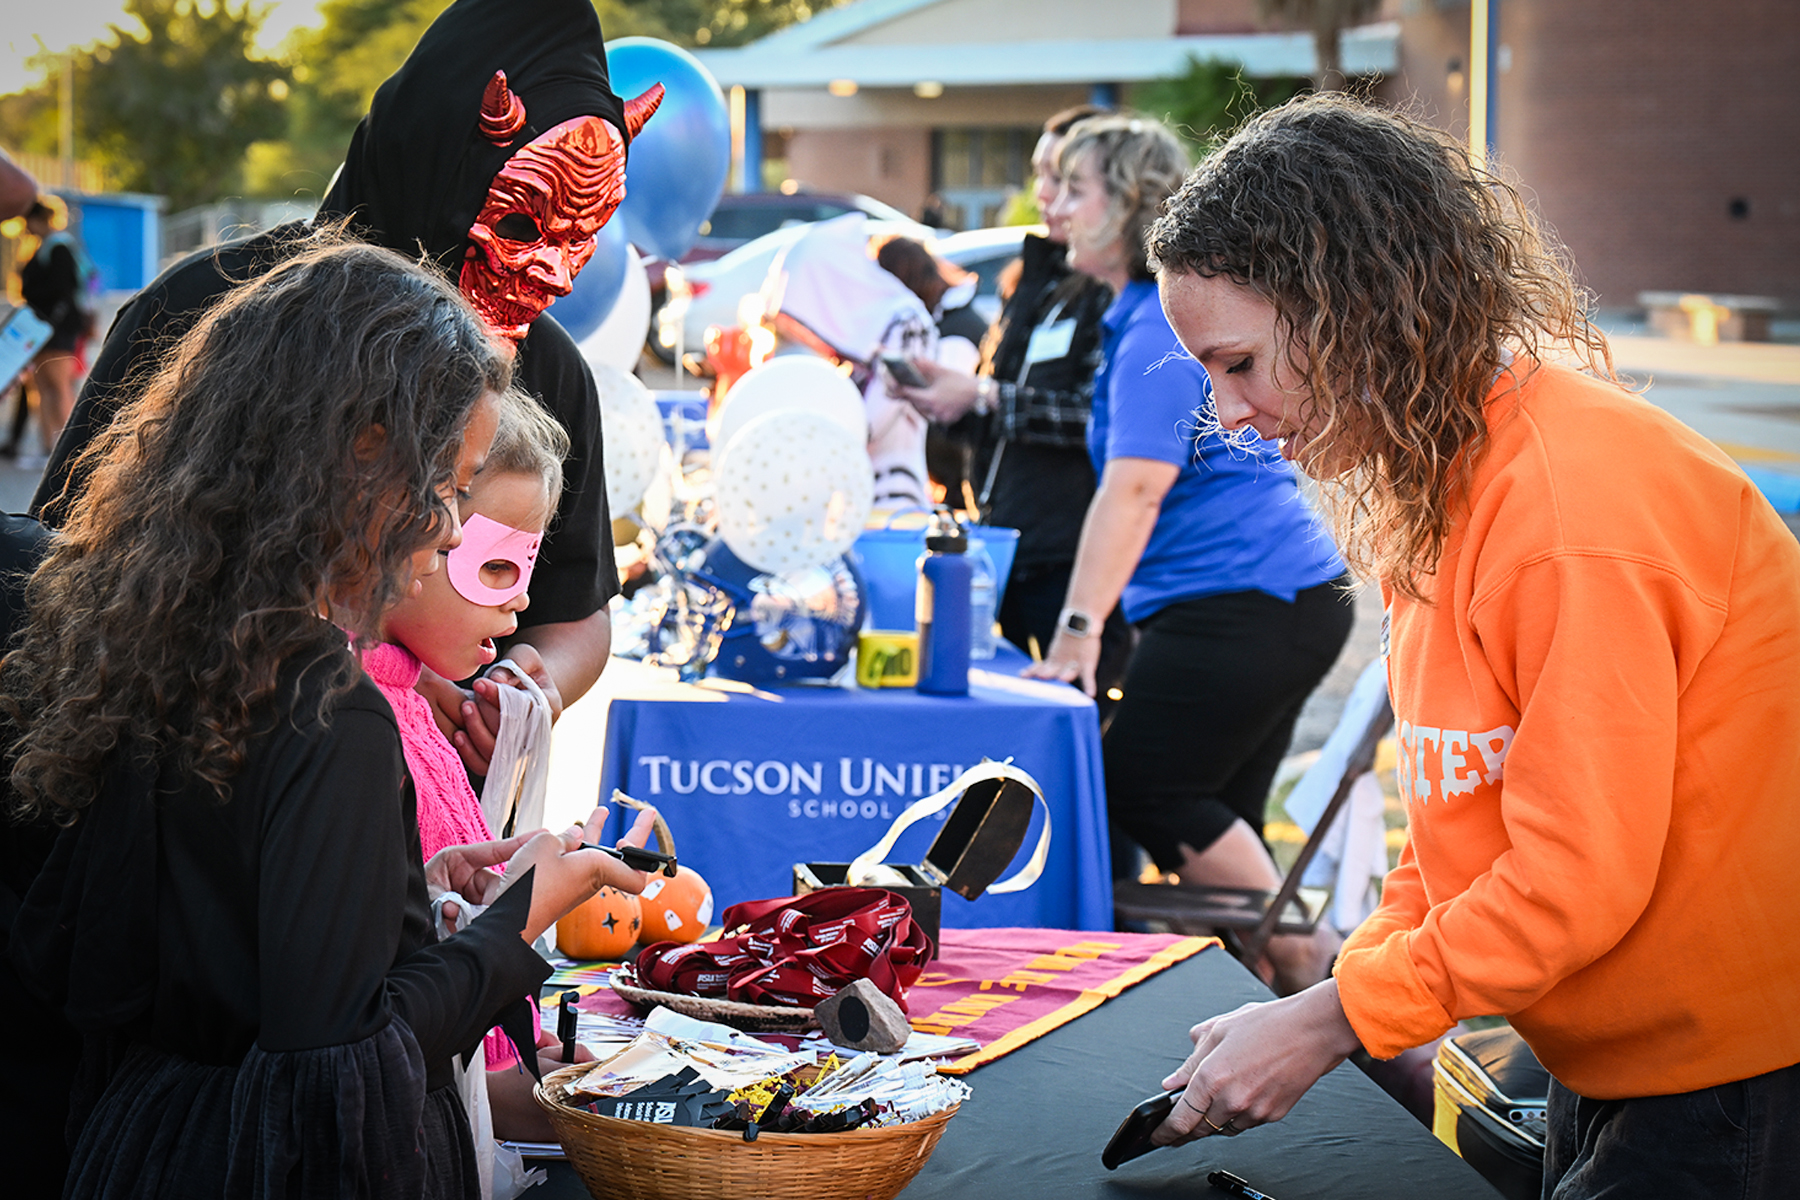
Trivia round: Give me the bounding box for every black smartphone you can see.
[584,842,679,877]
[880,354,929,389]
[1101,1087,1184,1170]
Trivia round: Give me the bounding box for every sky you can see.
[0,0,327,97]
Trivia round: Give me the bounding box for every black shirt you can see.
[10,652,550,1194]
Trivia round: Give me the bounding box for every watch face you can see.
[1063,612,1091,635]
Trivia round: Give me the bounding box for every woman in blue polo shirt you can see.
[1027,115,1352,994]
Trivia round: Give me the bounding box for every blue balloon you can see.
[547,214,629,343]
[605,37,732,261]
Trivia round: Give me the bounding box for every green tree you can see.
[1257,0,1382,92]
[246,0,850,198]
[78,0,289,210]
[1132,57,1306,157]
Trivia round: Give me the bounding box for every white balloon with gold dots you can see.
[715,410,873,575]
[590,362,666,517]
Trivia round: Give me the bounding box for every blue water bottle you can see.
[915,509,973,696]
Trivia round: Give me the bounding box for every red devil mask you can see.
[460,72,663,341]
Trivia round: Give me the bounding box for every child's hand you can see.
[425,830,540,924]
[450,644,564,777]
[494,808,648,943]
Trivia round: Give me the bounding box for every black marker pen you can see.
[557,989,581,1063]
[1208,1170,1278,1200]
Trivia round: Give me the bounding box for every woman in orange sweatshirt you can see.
[1143,95,1800,1199]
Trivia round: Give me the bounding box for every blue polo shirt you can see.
[1088,280,1344,624]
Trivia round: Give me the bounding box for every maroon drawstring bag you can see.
[634,888,934,1012]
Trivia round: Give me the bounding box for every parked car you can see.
[929,224,1042,326]
[641,190,930,360]
[658,223,1040,368]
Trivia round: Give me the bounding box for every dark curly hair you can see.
[1147,94,1614,599]
[1,238,511,816]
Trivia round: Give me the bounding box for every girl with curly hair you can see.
[1022,114,1353,994]
[4,239,645,1199]
[1146,95,1800,1198]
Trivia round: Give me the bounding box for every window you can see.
[932,128,1035,230]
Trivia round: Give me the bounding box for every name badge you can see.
[1024,318,1076,366]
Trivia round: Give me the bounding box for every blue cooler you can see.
[851,518,1017,632]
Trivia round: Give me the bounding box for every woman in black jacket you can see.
[893,106,1132,712]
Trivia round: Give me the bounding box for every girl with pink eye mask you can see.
[370,388,580,1144]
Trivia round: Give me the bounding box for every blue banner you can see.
[597,665,1112,931]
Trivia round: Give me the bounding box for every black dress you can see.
[10,648,551,1199]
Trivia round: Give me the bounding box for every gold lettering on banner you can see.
[910,993,1021,1034]
[912,940,1126,1029]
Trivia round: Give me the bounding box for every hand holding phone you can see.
[1100,1086,1184,1169]
[880,354,930,389]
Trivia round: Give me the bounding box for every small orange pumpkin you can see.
[555,885,643,960]
[637,865,714,945]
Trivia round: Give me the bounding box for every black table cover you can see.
[538,946,1504,1199]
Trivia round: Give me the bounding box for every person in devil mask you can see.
[31,0,657,772]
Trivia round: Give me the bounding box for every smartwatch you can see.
[1057,607,1096,639]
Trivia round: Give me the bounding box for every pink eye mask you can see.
[447,513,541,605]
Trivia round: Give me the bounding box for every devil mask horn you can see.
[623,84,664,141]
[479,70,528,144]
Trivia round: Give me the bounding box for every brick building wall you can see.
[785,126,936,218]
[1402,0,1800,309]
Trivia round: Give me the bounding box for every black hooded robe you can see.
[33,0,623,641]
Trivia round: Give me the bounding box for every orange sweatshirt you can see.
[1334,362,1800,1100]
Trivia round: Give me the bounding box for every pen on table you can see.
[557,989,581,1063]
[1208,1170,1278,1200]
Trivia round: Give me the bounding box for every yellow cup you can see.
[856,630,919,688]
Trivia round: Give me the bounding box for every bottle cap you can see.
[925,507,967,554]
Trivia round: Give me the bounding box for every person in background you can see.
[1024,114,1352,993]
[876,235,988,504]
[1146,96,1800,1200]
[18,197,91,470]
[891,106,1131,709]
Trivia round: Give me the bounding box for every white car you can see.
[658,223,1043,369]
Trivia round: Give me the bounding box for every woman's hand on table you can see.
[1152,979,1363,1145]
[891,358,983,424]
[1022,628,1102,698]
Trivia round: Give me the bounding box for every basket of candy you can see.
[535,1025,967,1200]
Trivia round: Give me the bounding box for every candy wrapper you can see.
[558,1009,968,1137]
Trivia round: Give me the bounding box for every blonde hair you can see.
[1056,114,1191,281]
[1148,95,1614,600]
[486,387,569,516]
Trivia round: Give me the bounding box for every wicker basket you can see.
[535,1063,960,1200]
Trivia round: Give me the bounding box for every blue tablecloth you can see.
[596,648,1112,930]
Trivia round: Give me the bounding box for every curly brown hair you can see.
[2,238,511,817]
[1146,94,1614,598]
